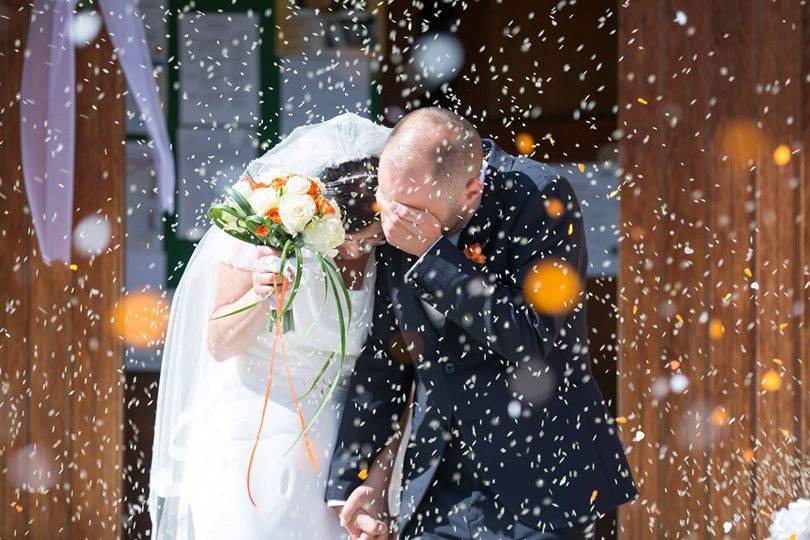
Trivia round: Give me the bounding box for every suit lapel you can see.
[390,253,441,360]
[457,154,504,262]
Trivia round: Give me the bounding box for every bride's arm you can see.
[206,259,281,361]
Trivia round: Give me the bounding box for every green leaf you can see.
[225,186,255,216]
[209,298,263,320]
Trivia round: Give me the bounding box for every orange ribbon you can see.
[246,277,317,508]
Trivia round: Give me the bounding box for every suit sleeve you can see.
[404,175,587,366]
[324,260,414,502]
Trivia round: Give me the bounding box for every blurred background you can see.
[0,0,807,538]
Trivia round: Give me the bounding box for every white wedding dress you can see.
[149,114,394,540]
[186,242,375,539]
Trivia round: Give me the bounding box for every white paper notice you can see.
[279,51,371,135]
[175,127,257,240]
[178,12,261,126]
[125,141,166,290]
[136,0,168,61]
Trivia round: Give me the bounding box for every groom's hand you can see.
[379,200,442,257]
[337,485,390,540]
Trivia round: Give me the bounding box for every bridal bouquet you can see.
[208,172,349,335]
[207,172,352,506]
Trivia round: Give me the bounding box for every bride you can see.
[149,114,399,539]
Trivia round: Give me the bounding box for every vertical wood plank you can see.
[707,1,758,536]
[753,0,803,535]
[617,0,665,537]
[0,0,32,534]
[0,4,124,537]
[69,24,125,538]
[801,0,810,500]
[657,0,712,536]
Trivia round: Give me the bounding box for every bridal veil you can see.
[150,113,391,539]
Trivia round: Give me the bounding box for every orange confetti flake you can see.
[772,358,783,366]
[523,259,583,316]
[632,305,638,315]
[778,322,789,330]
[615,416,628,425]
[14,504,23,513]
[637,97,648,105]
[357,468,369,480]
[743,267,752,278]
[711,406,729,426]
[709,318,725,340]
[668,360,681,371]
[567,223,573,236]
[544,198,564,218]
[772,144,791,166]
[761,369,782,392]
[515,132,535,155]
[743,448,755,463]
[590,489,598,503]
[69,263,78,271]
[675,314,684,324]
[577,163,586,173]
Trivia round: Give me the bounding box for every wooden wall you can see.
[617,0,808,537]
[0,3,125,538]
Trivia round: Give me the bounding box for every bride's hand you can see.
[252,246,291,299]
[338,484,390,540]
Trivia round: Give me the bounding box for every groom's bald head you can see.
[378,108,483,229]
[384,108,482,188]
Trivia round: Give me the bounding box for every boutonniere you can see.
[463,242,487,264]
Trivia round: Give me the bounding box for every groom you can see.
[326,108,637,539]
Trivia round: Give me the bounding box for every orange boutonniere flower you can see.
[464,242,487,264]
[254,224,269,237]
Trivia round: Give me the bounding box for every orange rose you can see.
[265,208,282,224]
[316,198,335,215]
[255,224,269,237]
[463,243,486,264]
[243,175,260,190]
[307,180,322,198]
[271,176,287,191]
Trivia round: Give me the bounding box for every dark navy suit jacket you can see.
[326,141,637,534]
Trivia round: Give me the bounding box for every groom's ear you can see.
[461,176,484,206]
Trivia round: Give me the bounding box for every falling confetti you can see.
[112,291,170,348]
[761,370,782,392]
[515,132,535,155]
[772,144,792,166]
[523,259,583,316]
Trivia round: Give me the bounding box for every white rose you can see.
[278,194,317,234]
[248,187,280,216]
[769,498,810,540]
[232,179,253,200]
[283,174,314,195]
[302,214,345,257]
